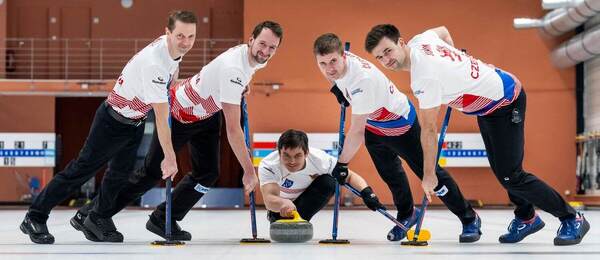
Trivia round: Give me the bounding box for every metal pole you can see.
[65,39,69,80]
[30,38,34,79]
[99,39,103,80]
[203,39,207,66]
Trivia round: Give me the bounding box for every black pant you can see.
[268,174,336,222]
[477,90,576,220]
[28,102,145,223]
[365,117,476,224]
[85,111,222,220]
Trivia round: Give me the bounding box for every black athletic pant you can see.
[84,111,222,220]
[268,174,336,222]
[365,117,476,225]
[477,89,576,221]
[28,102,144,223]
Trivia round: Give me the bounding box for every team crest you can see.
[282,178,294,188]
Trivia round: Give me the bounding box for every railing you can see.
[1,38,242,80]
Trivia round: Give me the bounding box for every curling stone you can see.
[270,211,313,243]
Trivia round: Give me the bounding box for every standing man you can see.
[260,129,385,222]
[20,10,197,244]
[313,33,480,243]
[73,21,283,242]
[365,24,590,245]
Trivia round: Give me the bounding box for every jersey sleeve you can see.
[422,30,440,40]
[141,65,170,104]
[309,148,337,175]
[411,78,443,109]
[348,78,378,115]
[219,68,248,105]
[407,30,440,48]
[258,159,281,186]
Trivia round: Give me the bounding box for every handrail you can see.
[0,38,242,81]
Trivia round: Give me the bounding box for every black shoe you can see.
[70,211,101,242]
[83,214,124,242]
[146,214,192,241]
[20,215,55,244]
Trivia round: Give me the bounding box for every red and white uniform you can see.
[171,44,266,123]
[258,148,336,200]
[334,52,415,136]
[407,30,521,116]
[107,36,181,119]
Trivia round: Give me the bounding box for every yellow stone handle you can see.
[276,210,305,223]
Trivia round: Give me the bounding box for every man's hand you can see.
[279,199,297,218]
[331,162,349,184]
[421,174,439,202]
[242,169,258,195]
[161,156,178,180]
[360,186,386,211]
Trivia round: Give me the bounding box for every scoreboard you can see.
[0,133,56,167]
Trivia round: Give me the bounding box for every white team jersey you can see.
[107,36,181,119]
[334,52,415,136]
[171,44,266,123]
[258,148,336,201]
[408,30,521,116]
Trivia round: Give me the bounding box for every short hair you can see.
[365,24,401,53]
[313,33,343,56]
[277,129,309,154]
[167,10,198,32]
[251,21,284,45]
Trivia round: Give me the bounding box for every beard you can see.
[252,52,269,64]
[249,43,270,64]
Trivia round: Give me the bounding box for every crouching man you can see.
[259,129,385,222]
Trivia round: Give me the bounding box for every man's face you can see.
[370,37,405,71]
[315,51,346,81]
[248,28,280,64]
[279,147,307,172]
[165,20,197,58]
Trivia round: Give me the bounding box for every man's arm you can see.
[346,170,368,190]
[338,114,369,163]
[430,26,454,47]
[419,106,441,201]
[151,102,177,179]
[260,183,296,217]
[344,170,386,211]
[222,103,258,195]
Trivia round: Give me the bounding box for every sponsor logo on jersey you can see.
[351,88,364,96]
[152,76,167,84]
[414,89,425,95]
[230,77,243,87]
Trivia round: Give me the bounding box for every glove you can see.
[360,186,386,211]
[329,85,350,107]
[331,162,349,184]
